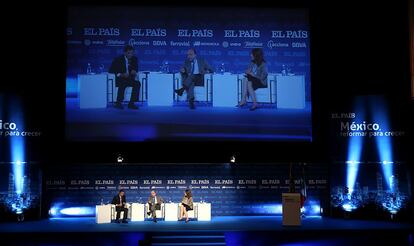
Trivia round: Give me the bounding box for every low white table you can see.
[164,203,179,221]
[147,72,174,106]
[276,75,305,109]
[197,203,211,221]
[78,74,108,109]
[95,204,112,224]
[212,73,239,107]
[131,203,145,221]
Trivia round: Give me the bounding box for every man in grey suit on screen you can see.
[174,48,214,109]
[147,190,164,223]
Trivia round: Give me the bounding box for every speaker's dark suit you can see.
[109,55,141,104]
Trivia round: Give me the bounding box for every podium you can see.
[282,193,301,226]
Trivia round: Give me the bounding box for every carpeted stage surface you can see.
[1,216,413,245]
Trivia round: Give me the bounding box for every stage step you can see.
[150,231,226,246]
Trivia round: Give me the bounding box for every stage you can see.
[1,216,413,245]
[66,98,312,141]
[1,216,413,232]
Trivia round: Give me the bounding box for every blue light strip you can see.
[9,98,25,195]
[370,98,394,192]
[346,99,365,195]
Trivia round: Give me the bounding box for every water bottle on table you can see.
[87,63,92,74]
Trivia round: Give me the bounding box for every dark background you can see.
[1,0,412,165]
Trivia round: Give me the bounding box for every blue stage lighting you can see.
[370,97,394,192]
[49,204,95,217]
[342,202,357,212]
[8,98,28,218]
[60,207,95,216]
[341,98,366,213]
[346,160,361,194]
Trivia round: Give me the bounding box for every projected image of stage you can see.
[65,6,312,142]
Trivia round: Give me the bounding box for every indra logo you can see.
[84,39,91,46]
[0,120,17,130]
[222,41,229,48]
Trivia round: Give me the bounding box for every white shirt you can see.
[117,56,130,78]
[124,56,129,73]
[192,59,200,74]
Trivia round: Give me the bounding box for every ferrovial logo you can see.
[267,40,289,49]
[128,39,150,47]
[0,120,17,130]
[170,41,190,47]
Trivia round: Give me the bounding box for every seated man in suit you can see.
[147,190,164,223]
[174,48,214,109]
[111,189,128,223]
[109,45,140,110]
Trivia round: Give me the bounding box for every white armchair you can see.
[145,203,165,219]
[180,202,198,220]
[111,203,131,220]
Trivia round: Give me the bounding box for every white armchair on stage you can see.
[186,203,197,220]
[96,204,112,224]
[182,202,211,221]
[145,203,165,219]
[111,203,132,221]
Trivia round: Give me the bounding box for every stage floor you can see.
[1,216,412,233]
[66,98,312,141]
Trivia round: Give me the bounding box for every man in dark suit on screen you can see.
[174,48,214,109]
[109,45,140,110]
[111,189,128,223]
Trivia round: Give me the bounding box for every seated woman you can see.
[237,48,268,111]
[179,189,193,223]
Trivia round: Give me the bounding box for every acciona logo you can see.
[0,120,17,130]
